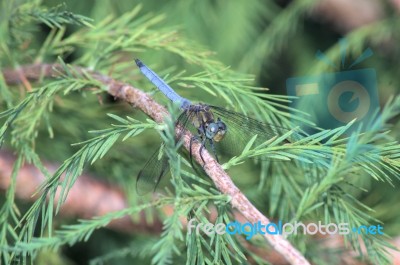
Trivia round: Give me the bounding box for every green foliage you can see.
[0,1,399,265]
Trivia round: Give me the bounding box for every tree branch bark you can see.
[2,63,310,265]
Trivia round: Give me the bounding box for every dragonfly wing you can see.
[136,111,194,195]
[209,106,299,160]
[136,144,170,195]
[175,109,197,140]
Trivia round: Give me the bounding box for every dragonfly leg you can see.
[189,136,197,171]
[190,134,207,167]
[199,138,207,167]
[208,139,219,163]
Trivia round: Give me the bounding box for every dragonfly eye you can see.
[206,123,219,139]
[212,119,226,142]
[217,119,226,131]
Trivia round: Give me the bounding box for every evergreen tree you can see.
[1,1,399,264]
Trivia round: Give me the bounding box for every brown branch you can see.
[392,0,400,12]
[312,0,384,33]
[0,150,163,234]
[2,63,310,265]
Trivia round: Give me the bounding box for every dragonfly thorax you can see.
[187,104,227,142]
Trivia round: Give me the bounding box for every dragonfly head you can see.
[205,118,227,142]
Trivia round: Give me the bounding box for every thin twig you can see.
[2,63,310,265]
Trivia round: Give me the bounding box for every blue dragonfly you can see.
[134,59,294,195]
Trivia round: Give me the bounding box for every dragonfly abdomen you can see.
[135,59,191,108]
